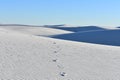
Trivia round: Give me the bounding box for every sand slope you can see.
[0,28,120,80]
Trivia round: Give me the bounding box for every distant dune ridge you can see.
[45,25,106,32]
[0,24,120,46]
[0,24,120,79]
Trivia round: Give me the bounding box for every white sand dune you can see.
[0,25,72,36]
[0,27,120,80]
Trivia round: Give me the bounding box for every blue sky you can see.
[0,0,120,26]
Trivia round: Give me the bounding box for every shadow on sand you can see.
[52,29,120,46]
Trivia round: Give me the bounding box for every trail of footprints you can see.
[52,42,67,77]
